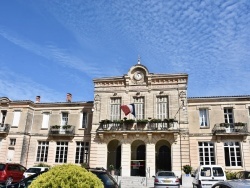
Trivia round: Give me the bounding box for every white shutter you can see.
[12,111,21,127]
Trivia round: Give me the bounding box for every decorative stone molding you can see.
[123,133,127,140]
[99,134,104,142]
[147,133,152,143]
[174,133,178,143]
[243,136,247,142]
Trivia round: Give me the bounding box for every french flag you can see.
[121,104,136,117]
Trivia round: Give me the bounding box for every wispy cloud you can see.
[0,26,100,76]
[0,65,62,102]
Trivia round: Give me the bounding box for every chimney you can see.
[35,96,41,103]
[66,93,72,102]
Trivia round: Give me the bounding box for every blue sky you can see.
[0,0,250,102]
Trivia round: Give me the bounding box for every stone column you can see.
[146,142,155,177]
[121,137,131,176]
[89,133,108,169]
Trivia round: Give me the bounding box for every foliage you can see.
[81,163,89,169]
[100,119,112,124]
[124,119,135,124]
[150,119,162,123]
[108,164,115,171]
[136,119,149,124]
[225,171,238,180]
[235,122,245,126]
[182,165,192,174]
[29,164,104,188]
[62,125,72,129]
[51,125,60,129]
[220,123,230,128]
[33,163,51,168]
[112,120,123,124]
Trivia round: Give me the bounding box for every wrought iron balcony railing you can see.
[0,123,10,134]
[48,125,75,136]
[97,120,179,132]
[212,123,248,135]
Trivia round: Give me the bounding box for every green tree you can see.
[29,164,104,188]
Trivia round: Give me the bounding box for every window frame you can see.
[156,96,168,120]
[75,141,89,164]
[61,112,69,126]
[80,112,88,128]
[12,110,21,127]
[199,108,210,128]
[1,110,7,124]
[198,142,215,165]
[110,98,121,121]
[36,141,49,162]
[41,112,50,129]
[224,108,234,124]
[55,141,68,163]
[133,97,145,119]
[224,142,242,167]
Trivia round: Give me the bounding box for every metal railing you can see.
[97,121,179,132]
[0,123,10,133]
[48,125,75,136]
[212,123,248,134]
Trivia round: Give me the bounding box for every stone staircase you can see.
[113,176,154,188]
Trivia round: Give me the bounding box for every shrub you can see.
[182,165,192,174]
[29,164,104,188]
[225,171,238,180]
[33,163,51,168]
[136,119,149,124]
[150,119,162,123]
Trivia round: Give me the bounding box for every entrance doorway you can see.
[107,140,121,175]
[156,140,171,171]
[131,140,145,176]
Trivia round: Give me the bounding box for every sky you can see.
[0,0,250,102]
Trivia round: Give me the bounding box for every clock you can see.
[133,71,143,81]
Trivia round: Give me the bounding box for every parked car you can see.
[235,171,250,180]
[0,163,26,186]
[23,167,49,178]
[6,171,46,188]
[192,165,226,188]
[211,179,250,188]
[87,167,118,188]
[153,171,180,188]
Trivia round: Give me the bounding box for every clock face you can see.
[134,71,143,81]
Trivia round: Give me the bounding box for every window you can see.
[224,108,234,124]
[1,110,7,124]
[199,142,215,165]
[81,112,88,128]
[224,142,242,167]
[110,98,121,121]
[199,109,209,127]
[61,112,68,125]
[75,142,89,164]
[55,142,68,163]
[36,141,49,162]
[134,97,144,119]
[10,139,16,146]
[41,112,50,129]
[156,96,168,120]
[12,111,21,127]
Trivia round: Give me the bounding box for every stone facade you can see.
[0,63,250,179]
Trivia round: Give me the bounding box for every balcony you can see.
[212,123,249,135]
[97,119,179,133]
[48,125,75,137]
[0,123,10,135]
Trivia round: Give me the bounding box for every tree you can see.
[29,164,104,188]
